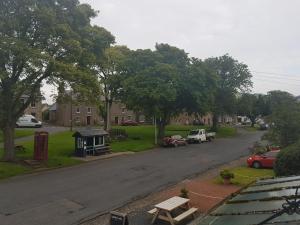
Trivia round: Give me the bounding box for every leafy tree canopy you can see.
[0,0,114,160]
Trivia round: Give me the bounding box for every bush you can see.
[274,141,300,176]
[180,188,189,198]
[220,169,234,179]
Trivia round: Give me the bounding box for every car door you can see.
[199,130,206,141]
[262,151,277,168]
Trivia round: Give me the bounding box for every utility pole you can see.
[154,116,157,145]
[70,90,73,131]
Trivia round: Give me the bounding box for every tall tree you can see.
[0,0,112,161]
[237,93,270,127]
[204,54,252,131]
[121,44,217,141]
[93,46,130,131]
[264,91,300,147]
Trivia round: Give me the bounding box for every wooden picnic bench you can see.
[148,196,198,225]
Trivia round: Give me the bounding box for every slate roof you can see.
[72,129,108,137]
[197,176,300,225]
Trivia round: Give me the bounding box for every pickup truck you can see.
[187,129,216,143]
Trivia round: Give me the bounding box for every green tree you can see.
[0,0,112,161]
[237,93,270,127]
[121,44,217,141]
[94,46,130,130]
[204,54,253,131]
[264,91,300,147]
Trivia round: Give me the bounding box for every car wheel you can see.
[253,161,261,169]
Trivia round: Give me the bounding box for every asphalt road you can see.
[0,129,263,225]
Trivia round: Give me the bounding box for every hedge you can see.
[274,140,300,176]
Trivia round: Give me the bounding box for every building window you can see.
[122,108,125,113]
[31,101,36,108]
[128,116,131,120]
[95,136,104,146]
[87,107,91,114]
[31,112,36,117]
[76,108,80,113]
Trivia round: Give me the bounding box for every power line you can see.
[252,70,300,77]
[252,74,300,82]
[253,77,300,87]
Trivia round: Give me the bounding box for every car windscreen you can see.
[189,130,199,135]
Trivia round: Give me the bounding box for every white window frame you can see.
[87,107,91,114]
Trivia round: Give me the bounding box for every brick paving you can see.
[81,157,246,225]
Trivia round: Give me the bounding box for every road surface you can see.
[0,129,263,225]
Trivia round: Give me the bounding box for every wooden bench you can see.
[174,207,198,223]
[147,208,158,215]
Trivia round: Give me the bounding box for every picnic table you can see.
[148,196,198,225]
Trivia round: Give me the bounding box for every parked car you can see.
[247,150,280,168]
[16,115,42,128]
[259,123,269,130]
[187,129,216,143]
[121,120,138,126]
[162,135,187,147]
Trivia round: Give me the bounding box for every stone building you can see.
[21,95,43,121]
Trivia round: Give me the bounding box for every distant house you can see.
[171,113,213,126]
[171,113,236,126]
[49,91,141,127]
[111,101,142,125]
[49,102,100,127]
[21,94,43,121]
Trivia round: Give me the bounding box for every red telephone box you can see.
[34,131,48,161]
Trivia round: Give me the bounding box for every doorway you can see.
[87,116,91,125]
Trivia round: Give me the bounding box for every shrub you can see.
[274,141,300,176]
[180,188,189,198]
[220,169,234,180]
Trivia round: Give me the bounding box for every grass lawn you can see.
[0,129,35,143]
[243,126,259,132]
[0,162,31,180]
[0,131,82,180]
[215,126,237,138]
[215,166,275,186]
[0,125,238,180]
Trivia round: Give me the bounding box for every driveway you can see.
[0,129,263,225]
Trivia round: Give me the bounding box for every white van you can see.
[16,115,42,128]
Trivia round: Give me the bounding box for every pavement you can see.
[83,157,247,225]
[0,129,264,225]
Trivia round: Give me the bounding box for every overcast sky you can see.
[44,0,300,103]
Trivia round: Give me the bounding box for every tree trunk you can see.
[157,120,166,144]
[135,111,140,123]
[105,100,112,131]
[2,125,15,161]
[212,114,219,132]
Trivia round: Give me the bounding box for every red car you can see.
[121,120,138,126]
[162,135,187,147]
[247,150,280,168]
